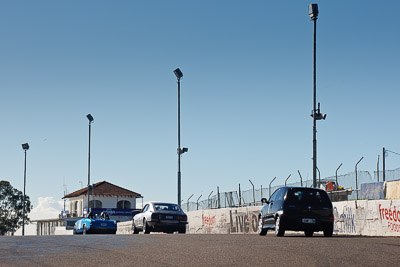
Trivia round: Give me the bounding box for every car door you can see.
[272,188,285,215]
[137,204,149,228]
[265,189,279,227]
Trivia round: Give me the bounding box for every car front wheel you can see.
[275,216,285,237]
[257,216,267,236]
[132,222,139,234]
[83,225,87,235]
[143,219,150,234]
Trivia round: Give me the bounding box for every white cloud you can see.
[29,196,65,220]
[14,197,66,236]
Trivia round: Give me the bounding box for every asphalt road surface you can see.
[0,234,399,266]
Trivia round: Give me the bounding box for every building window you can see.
[73,201,78,216]
[89,200,102,208]
[117,200,131,209]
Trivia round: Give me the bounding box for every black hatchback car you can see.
[257,187,334,237]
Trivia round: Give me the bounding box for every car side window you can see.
[275,189,284,202]
[269,189,280,203]
[142,204,149,212]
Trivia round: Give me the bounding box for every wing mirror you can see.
[261,198,270,204]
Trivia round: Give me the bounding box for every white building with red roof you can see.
[63,180,142,218]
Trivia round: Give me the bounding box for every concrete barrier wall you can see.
[117,221,132,235]
[187,206,261,234]
[333,200,400,236]
[185,200,400,236]
[116,200,400,236]
[116,206,261,235]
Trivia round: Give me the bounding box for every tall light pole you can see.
[21,143,29,236]
[174,68,188,207]
[86,114,94,214]
[309,4,326,188]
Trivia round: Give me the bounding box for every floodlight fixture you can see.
[173,68,183,79]
[308,3,319,20]
[22,143,30,150]
[86,114,94,122]
[178,147,188,155]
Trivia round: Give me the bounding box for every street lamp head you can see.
[308,3,319,20]
[173,68,183,79]
[22,143,29,150]
[312,112,327,120]
[178,147,188,155]
[86,114,94,122]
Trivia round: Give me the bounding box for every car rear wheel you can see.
[132,222,139,234]
[178,227,186,234]
[304,230,313,237]
[143,219,150,234]
[83,225,87,235]
[324,224,334,237]
[257,216,267,236]
[275,216,285,237]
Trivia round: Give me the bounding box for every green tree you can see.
[0,180,32,235]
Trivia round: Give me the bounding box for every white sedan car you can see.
[132,202,188,234]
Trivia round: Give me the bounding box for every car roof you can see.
[277,186,327,192]
[148,201,178,205]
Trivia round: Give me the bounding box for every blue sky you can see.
[1,0,399,211]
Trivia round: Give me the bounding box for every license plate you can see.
[166,216,173,220]
[302,218,316,224]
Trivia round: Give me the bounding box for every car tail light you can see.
[151,213,160,220]
[178,215,187,221]
[329,217,334,221]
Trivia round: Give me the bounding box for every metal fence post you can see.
[249,179,255,205]
[269,177,276,198]
[298,170,303,187]
[187,194,194,212]
[316,167,321,187]
[285,174,291,186]
[355,157,364,200]
[196,195,202,210]
[336,163,343,187]
[208,191,213,209]
[377,155,380,182]
[217,186,221,209]
[238,184,241,206]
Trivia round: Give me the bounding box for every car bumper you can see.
[148,220,187,232]
[281,215,333,231]
[87,227,117,234]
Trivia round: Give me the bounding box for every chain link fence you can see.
[181,168,400,212]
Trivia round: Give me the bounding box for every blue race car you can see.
[73,212,117,235]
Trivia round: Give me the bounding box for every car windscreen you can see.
[153,203,181,211]
[286,189,331,206]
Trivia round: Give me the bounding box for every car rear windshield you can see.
[154,203,181,211]
[286,189,331,206]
